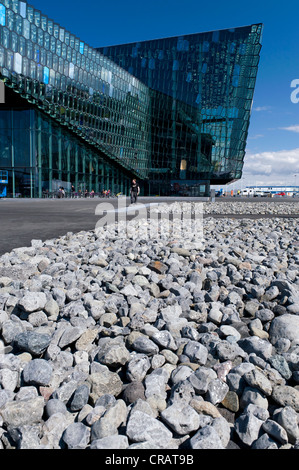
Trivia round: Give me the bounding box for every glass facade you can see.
[98,25,263,195]
[0,0,262,198]
[0,88,132,197]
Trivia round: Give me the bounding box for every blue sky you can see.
[31,0,299,188]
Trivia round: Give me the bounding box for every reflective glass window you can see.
[11,0,18,14]
[50,36,56,53]
[23,18,30,39]
[27,5,33,23]
[44,31,49,50]
[0,45,5,66]
[37,27,44,46]
[56,40,61,57]
[30,59,36,78]
[53,23,59,39]
[11,31,17,51]
[15,14,22,34]
[1,27,10,48]
[30,23,37,43]
[0,4,5,26]
[19,2,26,19]
[26,40,32,59]
[7,8,14,29]
[19,35,25,55]
[34,10,40,27]
[41,15,47,31]
[59,28,64,43]
[47,19,53,35]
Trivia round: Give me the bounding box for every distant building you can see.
[0,0,262,197]
[242,185,299,196]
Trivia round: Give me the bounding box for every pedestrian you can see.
[130,179,140,204]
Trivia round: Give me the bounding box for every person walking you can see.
[130,179,140,204]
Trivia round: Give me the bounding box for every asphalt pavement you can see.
[0,196,298,256]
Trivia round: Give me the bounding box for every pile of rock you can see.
[0,202,299,449]
[204,201,299,215]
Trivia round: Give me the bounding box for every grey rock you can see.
[235,410,264,446]
[152,330,177,351]
[122,381,145,404]
[160,403,200,435]
[132,336,159,355]
[14,331,52,355]
[91,399,127,440]
[97,343,131,368]
[126,410,173,446]
[183,341,208,365]
[206,378,229,405]
[238,336,272,361]
[262,419,288,445]
[22,359,53,386]
[243,368,273,396]
[62,422,90,449]
[45,399,68,417]
[0,368,19,391]
[126,354,151,382]
[276,406,299,444]
[58,326,83,349]
[268,354,292,380]
[272,385,299,412]
[69,384,90,412]
[188,367,217,394]
[251,433,278,449]
[88,369,123,405]
[269,314,299,344]
[190,425,224,449]
[90,435,129,449]
[18,292,47,313]
[211,416,232,448]
[0,397,45,427]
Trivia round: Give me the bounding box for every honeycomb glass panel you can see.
[0,1,261,197]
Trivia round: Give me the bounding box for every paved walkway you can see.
[0,196,298,256]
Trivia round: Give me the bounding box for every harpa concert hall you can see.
[0,0,263,198]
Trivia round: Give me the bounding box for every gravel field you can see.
[0,201,299,449]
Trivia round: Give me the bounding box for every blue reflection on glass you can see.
[43,66,49,84]
[0,5,6,26]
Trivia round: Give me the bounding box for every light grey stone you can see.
[0,396,45,427]
[18,292,47,313]
[183,340,208,365]
[276,406,299,444]
[126,410,173,446]
[90,435,129,449]
[206,378,229,405]
[62,422,90,449]
[190,425,224,449]
[22,359,53,386]
[160,403,200,435]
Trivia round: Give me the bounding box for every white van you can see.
[241,188,254,196]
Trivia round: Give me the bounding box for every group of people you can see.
[65,179,140,202]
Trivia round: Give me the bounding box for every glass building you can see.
[0,0,262,198]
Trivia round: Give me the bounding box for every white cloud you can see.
[253,106,272,112]
[242,148,299,186]
[279,125,299,133]
[248,134,264,140]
